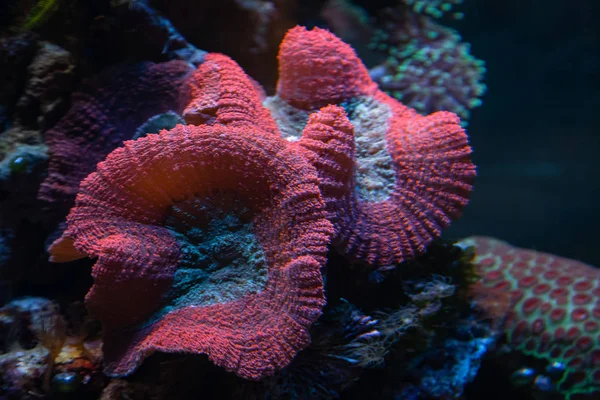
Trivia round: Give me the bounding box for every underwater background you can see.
[0,0,599,399]
[445,0,600,268]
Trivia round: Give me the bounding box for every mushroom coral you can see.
[181,52,357,226]
[265,26,476,268]
[50,122,336,380]
[47,24,478,380]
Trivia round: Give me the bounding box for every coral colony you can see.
[49,26,475,379]
[0,1,597,400]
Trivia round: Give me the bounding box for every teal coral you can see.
[403,0,464,19]
[160,197,268,314]
[370,10,486,122]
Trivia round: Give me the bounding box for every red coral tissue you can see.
[267,26,476,268]
[50,123,333,380]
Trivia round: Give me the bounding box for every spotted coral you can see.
[49,122,334,380]
[265,26,475,268]
[459,236,600,399]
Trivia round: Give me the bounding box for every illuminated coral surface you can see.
[50,124,333,380]
[266,26,476,268]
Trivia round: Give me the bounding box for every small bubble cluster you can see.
[459,236,600,398]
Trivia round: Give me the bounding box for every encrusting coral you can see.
[459,236,600,399]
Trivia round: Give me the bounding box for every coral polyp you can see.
[370,7,486,122]
[403,0,464,19]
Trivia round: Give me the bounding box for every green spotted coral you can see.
[459,236,600,399]
[402,0,464,19]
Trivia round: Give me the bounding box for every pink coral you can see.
[276,26,378,109]
[460,236,600,397]
[46,25,479,381]
[50,123,334,380]
[38,61,193,215]
[266,26,475,267]
[182,51,361,229]
[183,53,279,135]
[295,105,356,224]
